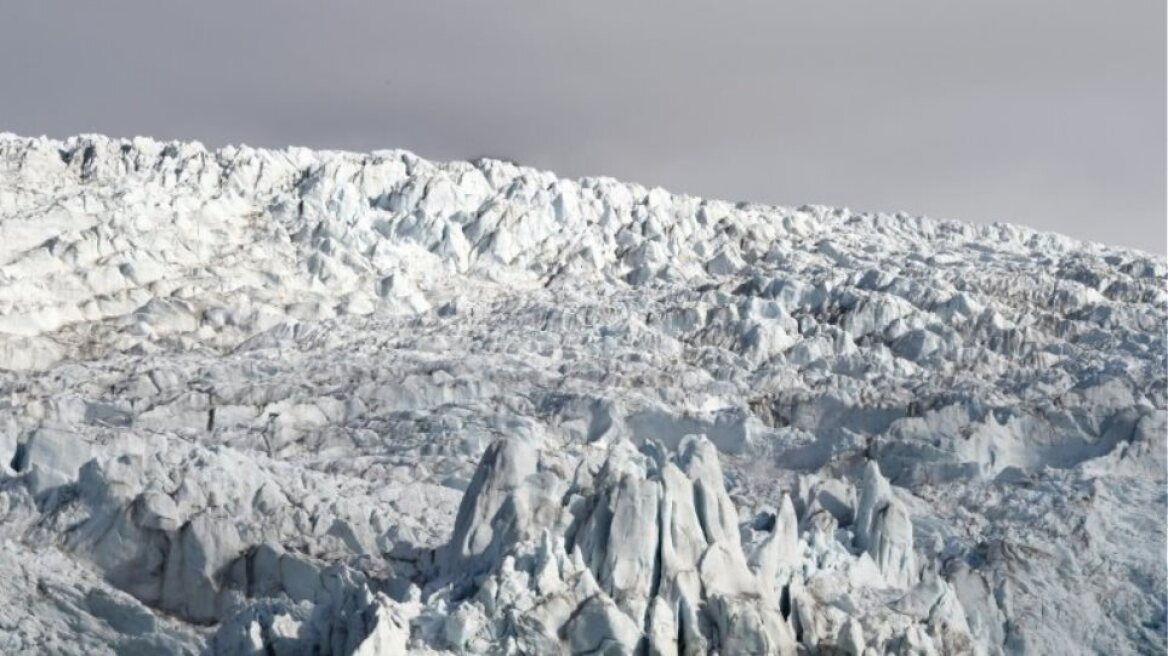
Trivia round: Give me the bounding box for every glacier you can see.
[0,133,1164,655]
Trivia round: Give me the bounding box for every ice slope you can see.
[0,133,1164,654]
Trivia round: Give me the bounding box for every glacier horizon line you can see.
[1,130,1152,258]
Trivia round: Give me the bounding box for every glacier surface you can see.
[0,133,1164,655]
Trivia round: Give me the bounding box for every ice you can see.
[0,132,1163,654]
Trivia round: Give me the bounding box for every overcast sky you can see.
[2,2,1163,252]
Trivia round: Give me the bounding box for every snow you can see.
[0,132,1164,654]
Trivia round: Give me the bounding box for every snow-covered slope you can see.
[0,133,1164,655]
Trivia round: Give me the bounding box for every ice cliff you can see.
[0,133,1164,654]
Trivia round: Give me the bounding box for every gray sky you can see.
[2,2,1164,253]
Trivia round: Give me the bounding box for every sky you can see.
[1,2,1164,253]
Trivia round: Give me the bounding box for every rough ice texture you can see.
[0,133,1164,655]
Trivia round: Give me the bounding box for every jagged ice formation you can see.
[0,133,1164,654]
